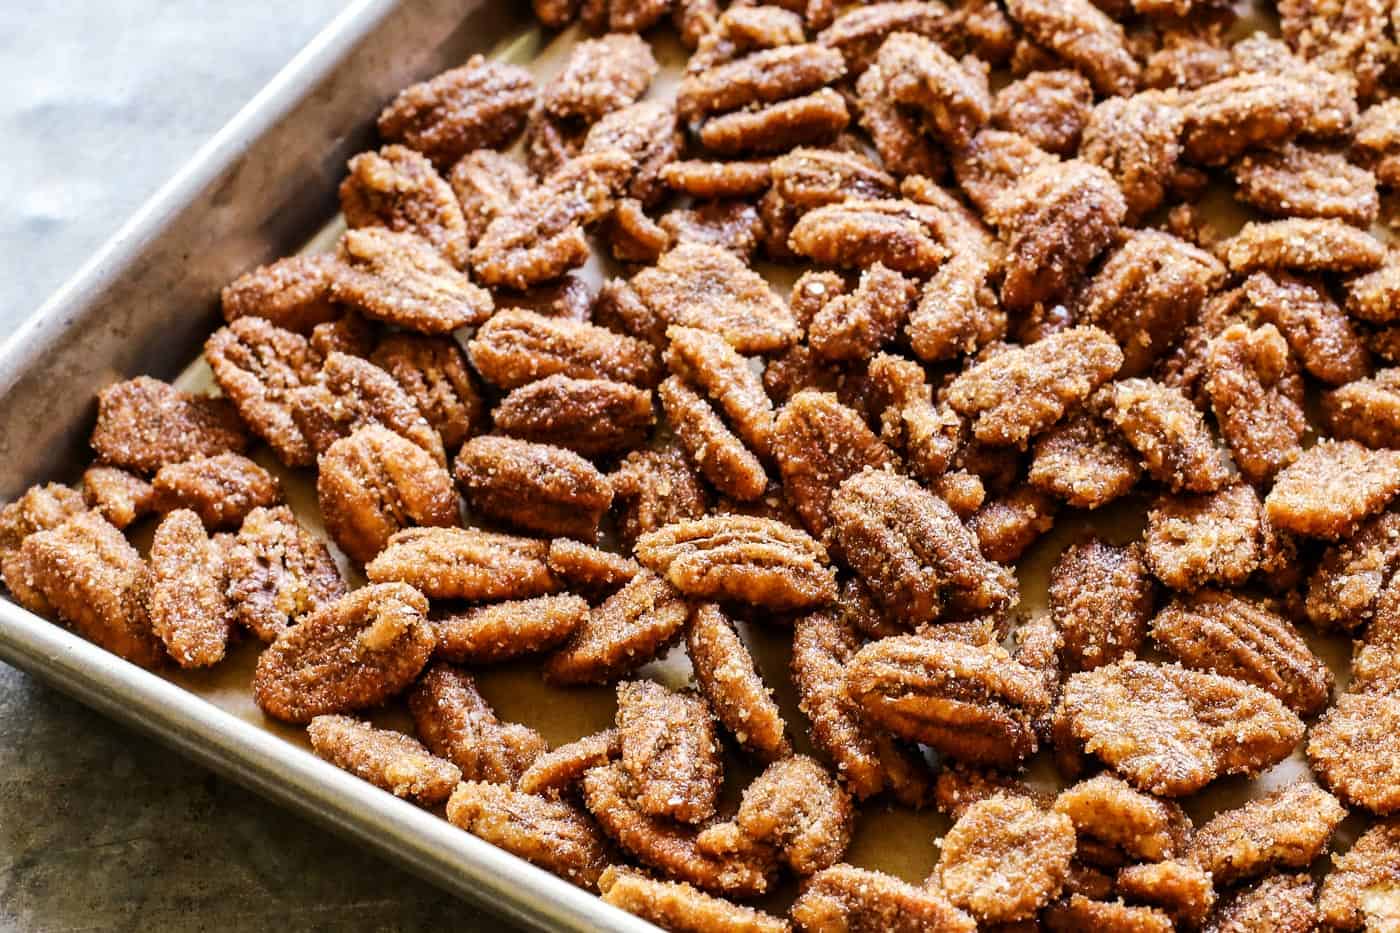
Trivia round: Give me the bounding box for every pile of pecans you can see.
[6,0,1400,929]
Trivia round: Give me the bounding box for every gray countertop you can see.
[0,5,485,929]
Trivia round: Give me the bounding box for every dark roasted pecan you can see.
[1243,271,1371,386]
[877,32,990,149]
[449,150,536,248]
[609,442,709,546]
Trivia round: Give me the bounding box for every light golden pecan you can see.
[1222,218,1385,275]
[545,538,639,593]
[468,308,660,390]
[544,570,688,685]
[788,199,950,276]
[1265,439,1400,540]
[0,483,85,560]
[516,729,619,799]
[1307,692,1400,814]
[1204,873,1317,933]
[151,452,281,531]
[1044,895,1173,933]
[1318,819,1400,931]
[447,780,610,890]
[81,467,154,530]
[1003,0,1139,96]
[1115,859,1216,929]
[1142,485,1264,592]
[331,228,493,334]
[148,509,233,669]
[307,714,460,805]
[432,594,586,666]
[339,145,470,269]
[697,88,850,156]
[1191,781,1345,884]
[407,664,545,785]
[365,527,557,602]
[665,324,775,461]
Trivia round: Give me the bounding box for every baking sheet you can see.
[1,0,1391,927]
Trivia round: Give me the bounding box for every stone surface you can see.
[0,3,489,929]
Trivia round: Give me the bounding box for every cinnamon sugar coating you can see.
[1243,271,1371,387]
[205,318,317,466]
[1265,440,1400,540]
[370,334,483,452]
[150,452,279,531]
[661,159,772,200]
[331,228,493,334]
[1223,218,1386,275]
[609,443,709,546]
[1143,485,1264,592]
[340,145,470,269]
[92,376,249,474]
[1308,692,1400,814]
[1181,70,1358,167]
[969,486,1058,564]
[788,199,951,276]
[770,147,895,210]
[936,794,1076,923]
[867,354,963,484]
[307,715,459,805]
[225,506,345,643]
[544,570,688,685]
[1116,858,1216,928]
[854,61,947,180]
[1044,895,1173,932]
[291,351,446,464]
[808,263,915,364]
[677,43,846,122]
[698,88,850,156]
[148,509,233,669]
[1053,774,1190,864]
[1191,781,1345,884]
[1234,143,1379,226]
[221,254,342,334]
[407,664,545,785]
[1318,819,1400,931]
[377,56,534,169]
[432,594,587,665]
[1204,873,1317,933]
[453,435,611,539]
[790,864,975,933]
[993,69,1092,156]
[687,603,790,762]
[1095,378,1233,494]
[365,527,556,602]
[876,32,990,149]
[0,484,86,567]
[516,729,619,798]
[469,308,660,390]
[542,33,657,124]
[81,467,153,530]
[1050,539,1153,672]
[1004,0,1140,96]
[1029,413,1141,510]
[1205,323,1306,485]
[449,150,536,248]
[1323,367,1400,449]
[659,375,769,502]
[666,325,776,461]
[546,538,638,592]
[599,867,791,933]
[447,781,611,890]
[617,679,723,825]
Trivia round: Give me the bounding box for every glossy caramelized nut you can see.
[447,780,610,890]
[545,538,638,592]
[544,570,688,685]
[1180,66,1356,167]
[331,228,493,335]
[855,61,947,180]
[1307,692,1400,814]
[969,486,1057,564]
[1265,439,1400,540]
[432,594,587,666]
[151,452,281,530]
[91,376,248,473]
[829,470,1016,626]
[407,664,545,785]
[1052,774,1190,864]
[598,867,791,933]
[770,147,895,209]
[1323,367,1400,450]
[1095,378,1233,494]
[450,149,536,250]
[992,69,1092,155]
[541,33,656,123]
[936,794,1076,923]
[493,375,653,458]
[453,436,612,540]
[469,308,660,390]
[635,515,837,611]
[1058,660,1304,796]
[339,145,470,269]
[1190,781,1345,884]
[309,312,375,359]
[677,43,845,122]
[148,509,233,669]
[307,714,460,805]
[365,527,556,602]
[81,467,154,530]
[791,864,975,933]
[1318,819,1400,931]
[291,351,445,463]
[221,253,342,334]
[845,635,1050,768]
[583,99,681,209]
[205,317,321,467]
[1049,538,1152,672]
[225,505,345,644]
[616,680,723,825]
[316,425,458,565]
[377,55,534,169]
[687,603,790,762]
[252,583,433,723]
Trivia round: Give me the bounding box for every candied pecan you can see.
[1241,271,1371,385]
[770,147,896,210]
[657,200,762,258]
[1078,230,1225,377]
[252,583,432,723]
[307,715,460,805]
[452,436,611,539]
[969,486,1057,564]
[497,272,597,324]
[1095,378,1232,494]
[1205,873,1318,933]
[616,680,722,824]
[432,594,587,666]
[316,425,457,564]
[936,794,1075,923]
[867,354,963,483]
[221,254,342,334]
[603,197,670,263]
[1324,367,1400,449]
[469,309,660,390]
[544,570,688,685]
[989,160,1126,312]
[331,228,492,334]
[1308,692,1400,814]
[290,351,445,463]
[1223,218,1386,275]
[698,88,851,156]
[1053,774,1190,863]
[1234,144,1378,226]
[1203,323,1306,485]
[1052,535,1148,672]
[666,324,776,460]
[1265,439,1400,540]
[541,33,656,124]
[447,781,610,890]
[1348,251,1400,324]
[609,443,709,546]
[1044,895,1173,933]
[365,527,555,601]
[308,312,374,359]
[854,62,946,179]
[791,864,976,933]
[877,33,990,149]
[407,664,544,785]
[340,145,470,269]
[1009,0,1141,95]
[661,159,772,199]
[1280,0,1392,99]
[581,763,773,897]
[1190,781,1345,886]
[225,505,345,643]
[377,56,534,169]
[16,512,160,665]
[677,43,846,122]
[148,509,232,668]
[546,538,638,592]
[1181,71,1358,166]
[687,603,790,761]
[992,69,1092,156]
[906,255,1005,364]
[1057,659,1304,795]
[517,729,619,798]
[837,575,907,640]
[946,326,1123,449]
[934,763,1044,821]
[808,263,915,363]
[788,199,949,276]
[599,867,788,933]
[817,3,954,75]
[846,635,1049,767]
[80,466,153,530]
[1143,485,1264,591]
[1028,413,1140,510]
[659,376,769,502]
[0,483,86,604]
[1116,859,1216,928]
[92,375,249,474]
[449,150,536,247]
[952,128,1059,216]
[1144,32,1235,91]
[582,100,680,208]
[1080,92,1186,224]
[1318,819,1400,930]
[370,333,483,452]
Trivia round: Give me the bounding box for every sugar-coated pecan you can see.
[17,511,160,667]
[1115,859,1216,928]
[470,308,660,390]
[934,763,1046,822]
[447,781,610,890]
[541,33,656,124]
[867,354,962,483]
[1347,252,1400,324]
[1181,68,1357,166]
[1049,539,1152,672]
[92,375,249,474]
[148,509,232,669]
[545,538,638,592]
[1057,659,1304,796]
[517,729,619,798]
[581,763,774,897]
[598,867,790,933]
[808,263,915,364]
[0,485,86,567]
[225,505,345,643]
[1205,323,1306,485]
[1324,368,1400,449]
[1308,692,1400,814]
[609,443,709,546]
[1004,0,1140,96]
[770,147,895,210]
[582,100,681,208]
[854,61,947,180]
[906,253,1005,364]
[946,327,1123,449]
[407,663,544,785]
[1045,895,1173,933]
[1234,143,1378,226]
[331,228,493,335]
[635,515,836,610]
[631,243,798,354]
[698,88,850,156]
[449,150,536,248]
[788,199,950,276]
[252,583,432,723]
[1028,413,1140,510]
[365,527,556,601]
[377,56,534,170]
[149,452,280,531]
[1080,92,1186,224]
[616,679,723,824]
[1204,873,1317,933]
[992,69,1092,156]
[657,199,761,259]
[340,145,470,269]
[1053,774,1190,864]
[877,33,990,151]
[677,43,846,122]
[1095,378,1232,494]
[1265,439,1400,540]
[308,311,374,359]
[290,351,446,464]
[1242,271,1371,386]
[952,128,1059,216]
[831,469,1016,625]
[316,425,457,564]
[969,486,1057,564]
[1223,218,1386,275]
[544,570,688,685]
[659,375,769,502]
[666,325,776,461]
[1143,485,1264,591]
[307,715,460,805]
[81,467,153,530]
[846,635,1050,767]
[1191,781,1345,885]
[687,602,790,761]
[936,794,1076,923]
[818,2,956,76]
[1280,0,1392,99]
[221,254,342,334]
[432,594,586,666]
[370,334,483,452]
[661,159,772,200]
[1318,819,1400,931]
[453,435,611,539]
[791,864,976,933]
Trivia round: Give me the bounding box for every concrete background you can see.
[0,4,490,929]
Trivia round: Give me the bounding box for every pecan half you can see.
[686,602,790,762]
[468,308,660,390]
[332,228,493,334]
[377,55,534,169]
[291,351,446,463]
[617,679,723,824]
[225,505,345,643]
[544,570,688,685]
[92,376,249,473]
[1191,781,1346,884]
[936,794,1076,923]
[365,527,556,602]
[453,436,611,540]
[407,664,545,785]
[791,864,975,933]
[492,375,652,457]
[447,781,610,890]
[205,317,321,467]
[148,509,233,669]
[307,715,460,805]
[151,452,281,530]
